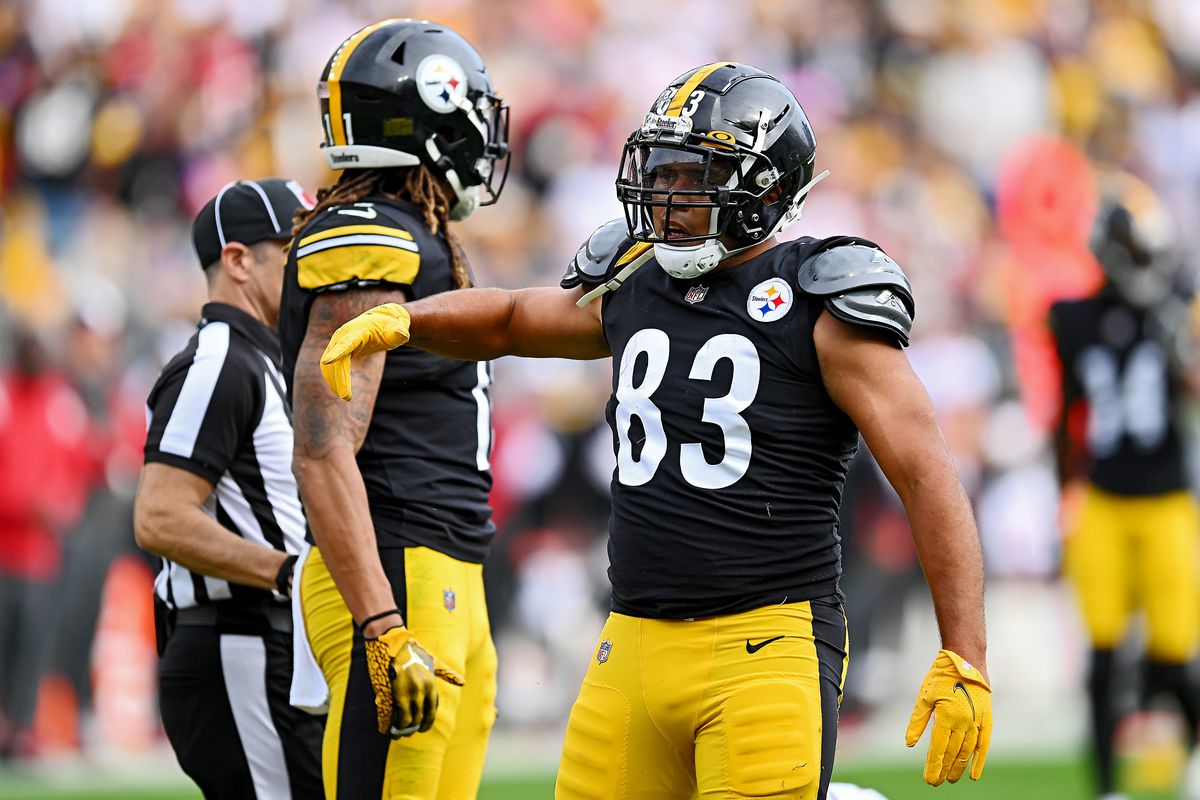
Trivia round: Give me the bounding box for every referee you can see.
[134,178,322,799]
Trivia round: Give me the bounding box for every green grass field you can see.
[0,757,1182,800]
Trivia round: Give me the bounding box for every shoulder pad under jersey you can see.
[798,243,916,346]
[561,219,652,290]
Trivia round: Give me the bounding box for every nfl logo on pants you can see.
[443,588,456,612]
[596,640,612,664]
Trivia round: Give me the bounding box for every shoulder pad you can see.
[798,244,916,347]
[561,219,652,290]
[294,203,421,291]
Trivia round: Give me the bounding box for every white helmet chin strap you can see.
[653,168,830,280]
[653,239,730,279]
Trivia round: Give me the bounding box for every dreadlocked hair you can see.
[290,165,473,289]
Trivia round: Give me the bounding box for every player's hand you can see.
[363,626,464,738]
[320,303,411,400]
[905,649,992,785]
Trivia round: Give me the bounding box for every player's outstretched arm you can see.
[410,286,608,360]
[321,286,607,400]
[814,311,991,786]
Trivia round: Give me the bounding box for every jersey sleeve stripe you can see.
[159,322,231,459]
[296,234,419,258]
[298,224,414,249]
[297,245,420,289]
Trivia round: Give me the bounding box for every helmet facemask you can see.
[617,109,825,279]
[424,91,511,219]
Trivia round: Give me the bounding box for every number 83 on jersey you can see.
[615,329,760,490]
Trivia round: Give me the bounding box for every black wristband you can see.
[274,554,298,598]
[358,608,402,631]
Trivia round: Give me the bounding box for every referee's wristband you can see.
[272,554,298,601]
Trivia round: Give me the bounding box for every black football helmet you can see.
[318,19,510,219]
[616,62,825,279]
[1091,172,1179,308]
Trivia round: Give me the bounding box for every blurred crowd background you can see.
[2,0,1200,790]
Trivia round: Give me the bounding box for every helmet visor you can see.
[638,147,738,195]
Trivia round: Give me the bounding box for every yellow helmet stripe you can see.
[327,19,400,146]
[665,62,734,117]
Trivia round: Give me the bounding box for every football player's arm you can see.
[1047,307,1077,488]
[134,463,291,591]
[815,312,987,670]
[319,286,607,400]
[1052,396,1075,490]
[815,312,990,785]
[407,285,607,359]
[1174,295,1200,396]
[291,286,399,636]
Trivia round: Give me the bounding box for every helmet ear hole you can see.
[390,42,407,65]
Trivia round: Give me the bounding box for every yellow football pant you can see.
[556,599,848,800]
[1065,486,1200,662]
[300,546,497,799]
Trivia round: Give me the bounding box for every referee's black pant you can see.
[158,603,323,800]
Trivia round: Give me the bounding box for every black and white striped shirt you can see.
[144,302,306,611]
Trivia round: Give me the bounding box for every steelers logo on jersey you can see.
[747,278,793,323]
[417,54,469,114]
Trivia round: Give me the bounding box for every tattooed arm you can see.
[292,286,403,637]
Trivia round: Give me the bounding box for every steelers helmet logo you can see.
[747,278,792,323]
[417,54,468,114]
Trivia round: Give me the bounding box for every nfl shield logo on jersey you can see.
[684,285,709,304]
[596,640,613,664]
[443,588,456,612]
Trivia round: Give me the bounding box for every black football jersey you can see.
[280,197,494,562]
[599,238,901,619]
[1050,292,1189,496]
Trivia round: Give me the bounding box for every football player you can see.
[321,63,991,799]
[1050,172,1200,800]
[280,19,509,799]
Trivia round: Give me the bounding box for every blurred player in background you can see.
[319,62,991,799]
[281,19,510,800]
[1050,172,1200,800]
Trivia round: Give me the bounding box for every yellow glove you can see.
[320,303,412,400]
[363,626,464,738]
[905,649,992,785]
